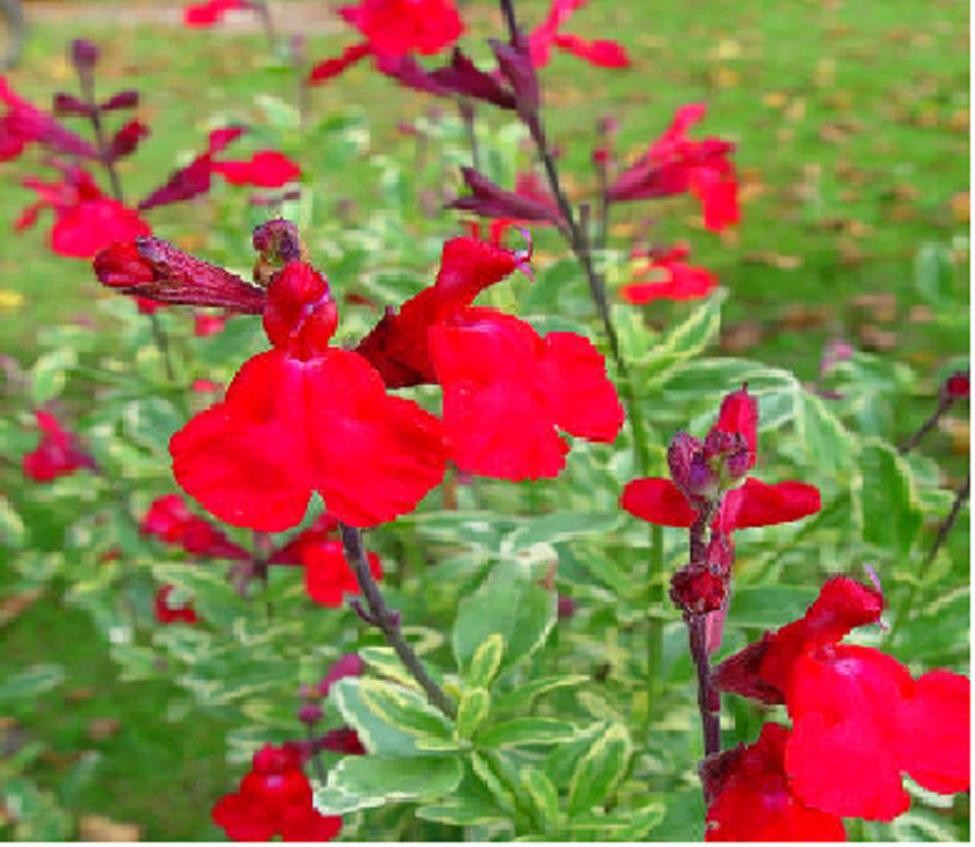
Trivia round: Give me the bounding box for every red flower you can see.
[211,151,302,188]
[22,410,94,482]
[308,0,463,85]
[269,513,341,566]
[704,723,846,841]
[302,540,382,607]
[431,307,624,479]
[17,169,150,259]
[212,744,342,842]
[609,103,739,232]
[154,584,200,625]
[356,235,530,388]
[0,75,97,161]
[140,493,249,561]
[714,577,971,821]
[319,726,367,756]
[184,0,249,28]
[317,653,365,697]
[528,0,631,71]
[944,370,970,400]
[619,243,718,304]
[622,387,820,531]
[170,261,446,532]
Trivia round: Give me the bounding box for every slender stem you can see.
[900,394,954,454]
[147,312,176,381]
[895,473,970,625]
[457,97,481,171]
[688,615,720,756]
[339,522,456,718]
[499,0,518,38]
[305,723,328,785]
[253,0,278,50]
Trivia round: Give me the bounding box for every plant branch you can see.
[338,522,456,718]
[457,97,481,171]
[900,394,954,454]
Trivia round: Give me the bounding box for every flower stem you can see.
[338,522,456,718]
[899,393,954,454]
[457,97,481,171]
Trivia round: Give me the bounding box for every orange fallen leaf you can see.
[78,815,142,842]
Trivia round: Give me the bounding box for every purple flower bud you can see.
[52,92,94,117]
[252,218,304,265]
[449,167,563,226]
[670,563,726,616]
[703,429,750,487]
[298,703,323,725]
[429,49,516,110]
[489,34,539,122]
[319,727,366,756]
[100,90,140,112]
[668,431,718,501]
[318,653,364,698]
[557,595,577,619]
[71,39,99,71]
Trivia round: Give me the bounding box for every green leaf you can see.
[565,802,666,841]
[519,767,560,830]
[639,292,725,383]
[566,723,632,816]
[0,497,25,549]
[729,585,818,629]
[797,391,856,478]
[456,687,491,740]
[331,678,457,756]
[121,397,183,453]
[492,674,589,715]
[502,511,622,553]
[314,754,463,814]
[29,349,77,405]
[466,633,505,689]
[476,717,580,749]
[453,560,556,678]
[913,242,957,307]
[857,438,923,557]
[359,646,423,692]
[0,663,65,703]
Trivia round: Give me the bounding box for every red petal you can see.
[539,332,624,442]
[898,670,970,794]
[308,42,371,85]
[170,351,316,532]
[430,310,571,479]
[786,647,913,821]
[304,350,446,526]
[212,151,301,188]
[620,477,696,527]
[211,792,279,841]
[51,199,151,259]
[706,723,846,842]
[715,386,758,462]
[719,477,820,530]
[302,539,382,608]
[551,33,630,68]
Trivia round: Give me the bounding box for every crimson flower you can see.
[183,0,250,28]
[170,261,447,531]
[16,168,150,259]
[528,0,631,70]
[608,103,739,232]
[622,387,821,532]
[944,370,970,400]
[714,577,971,821]
[619,243,718,304]
[319,726,366,756]
[22,410,95,482]
[308,0,463,85]
[704,722,846,841]
[357,234,623,479]
[0,75,97,162]
[317,653,364,697]
[154,585,200,625]
[140,493,249,561]
[211,151,301,188]
[212,744,342,842]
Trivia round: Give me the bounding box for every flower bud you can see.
[944,370,970,400]
[298,703,323,725]
[668,431,717,501]
[252,218,306,286]
[71,39,99,71]
[670,563,726,615]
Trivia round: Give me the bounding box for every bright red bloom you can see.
[704,723,846,841]
[0,75,97,161]
[714,577,971,821]
[356,235,530,388]
[140,494,249,561]
[302,539,383,608]
[622,387,819,530]
[154,584,200,625]
[431,307,624,479]
[170,261,446,532]
[16,169,150,259]
[944,370,970,400]
[619,243,718,304]
[308,0,463,85]
[212,744,342,842]
[609,103,739,232]
[528,0,631,71]
[22,411,95,482]
[211,151,301,188]
[184,0,249,28]
[340,0,462,58]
